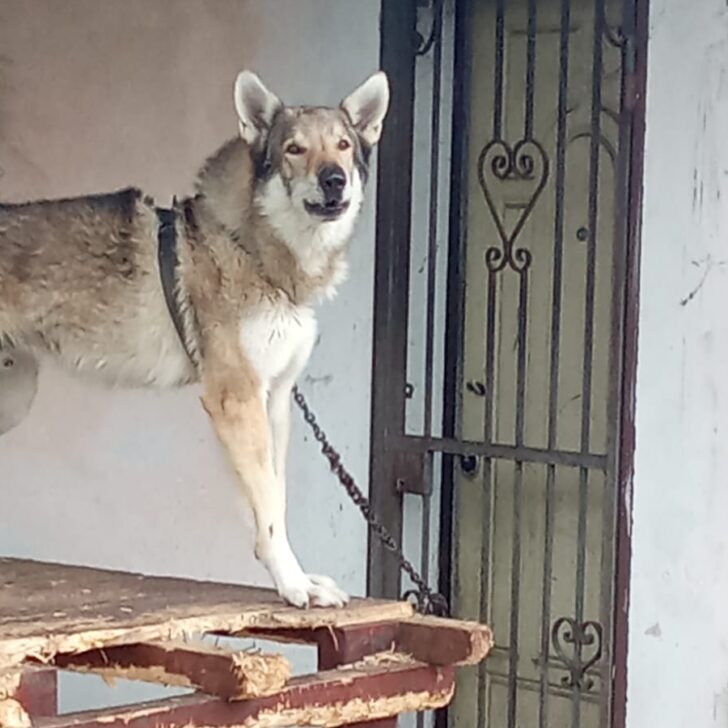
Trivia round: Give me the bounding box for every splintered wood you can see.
[53,640,290,700]
[0,670,29,728]
[30,659,456,728]
[0,558,493,728]
[0,558,412,670]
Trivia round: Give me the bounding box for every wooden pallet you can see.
[0,559,492,727]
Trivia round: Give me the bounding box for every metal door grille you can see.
[369,1,645,727]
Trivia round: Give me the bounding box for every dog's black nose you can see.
[318,165,346,202]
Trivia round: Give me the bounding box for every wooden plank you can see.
[0,558,413,670]
[315,622,400,670]
[53,640,289,700]
[33,658,455,728]
[245,614,493,668]
[397,615,493,666]
[16,666,57,717]
[243,622,400,670]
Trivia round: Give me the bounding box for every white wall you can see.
[0,0,380,711]
[628,1,728,726]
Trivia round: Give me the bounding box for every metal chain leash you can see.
[292,385,449,617]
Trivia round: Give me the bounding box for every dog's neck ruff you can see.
[156,207,196,364]
[254,175,360,301]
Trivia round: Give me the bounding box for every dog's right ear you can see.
[234,71,282,146]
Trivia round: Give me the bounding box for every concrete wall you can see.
[628,0,728,726]
[0,0,380,710]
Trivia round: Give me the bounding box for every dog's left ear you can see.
[341,71,390,147]
[234,70,283,146]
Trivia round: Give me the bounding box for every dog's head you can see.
[233,70,389,227]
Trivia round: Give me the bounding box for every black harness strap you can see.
[156,207,194,362]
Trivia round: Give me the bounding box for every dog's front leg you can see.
[202,362,347,609]
[268,371,349,606]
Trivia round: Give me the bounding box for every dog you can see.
[0,69,390,608]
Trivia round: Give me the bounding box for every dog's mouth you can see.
[304,200,350,221]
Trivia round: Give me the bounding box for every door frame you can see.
[368,1,651,726]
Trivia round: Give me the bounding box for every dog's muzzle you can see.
[304,165,350,220]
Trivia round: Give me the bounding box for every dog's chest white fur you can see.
[239,302,317,387]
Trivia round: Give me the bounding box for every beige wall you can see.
[0,2,381,708]
[0,0,264,202]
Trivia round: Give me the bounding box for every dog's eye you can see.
[285,143,306,156]
[337,139,351,151]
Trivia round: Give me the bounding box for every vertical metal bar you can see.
[416,532,428,728]
[493,0,506,140]
[573,1,605,726]
[524,0,537,139]
[539,2,571,725]
[507,264,530,728]
[367,0,418,601]
[479,2,506,720]
[505,1,538,721]
[418,20,444,728]
[436,0,471,722]
[477,267,497,726]
[423,0,444,438]
[612,1,650,727]
[582,0,605,460]
[600,0,635,702]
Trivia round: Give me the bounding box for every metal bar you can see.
[611,2,650,727]
[422,0,443,438]
[573,465,590,725]
[514,283,529,452]
[475,261,498,725]
[600,12,637,704]
[573,1,606,726]
[421,491,432,595]
[508,459,524,728]
[476,457,493,728]
[436,0,471,721]
[418,4,445,645]
[539,3,572,725]
[581,0,605,461]
[493,0,506,140]
[506,235,531,728]
[538,464,557,727]
[368,0,418,601]
[484,270,497,447]
[394,434,607,470]
[524,0,537,139]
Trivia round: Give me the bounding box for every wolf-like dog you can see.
[0,70,389,608]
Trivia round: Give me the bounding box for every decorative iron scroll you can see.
[477,138,549,273]
[415,0,446,56]
[551,616,603,692]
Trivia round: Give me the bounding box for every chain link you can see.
[292,385,449,616]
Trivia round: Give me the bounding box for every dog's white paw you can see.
[308,574,349,607]
[278,574,349,609]
[277,576,314,609]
